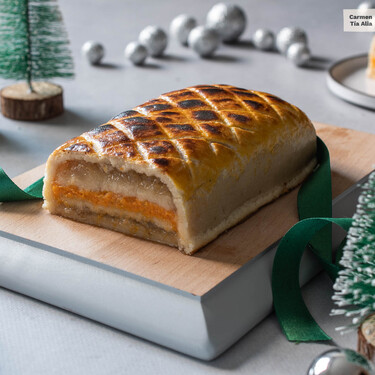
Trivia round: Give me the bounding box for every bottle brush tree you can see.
[331,171,375,360]
[0,0,74,120]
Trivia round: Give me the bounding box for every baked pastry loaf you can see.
[43,84,317,254]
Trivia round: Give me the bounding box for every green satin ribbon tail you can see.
[0,168,43,201]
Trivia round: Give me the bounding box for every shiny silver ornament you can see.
[358,0,375,10]
[124,41,148,66]
[139,26,168,57]
[170,14,197,46]
[307,348,375,375]
[188,26,220,57]
[81,41,105,65]
[206,3,246,42]
[252,28,275,51]
[286,42,311,67]
[276,27,308,55]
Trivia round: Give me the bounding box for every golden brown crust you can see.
[52,84,314,198]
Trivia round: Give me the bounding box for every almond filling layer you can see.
[52,184,177,231]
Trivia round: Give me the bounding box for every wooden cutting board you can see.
[0,123,374,296]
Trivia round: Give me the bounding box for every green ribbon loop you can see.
[0,168,43,202]
[272,217,352,342]
[272,137,352,342]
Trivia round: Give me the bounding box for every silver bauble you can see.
[286,42,311,67]
[170,14,197,46]
[124,42,148,66]
[139,26,168,57]
[276,27,308,55]
[188,26,220,57]
[358,0,375,10]
[252,28,275,51]
[206,3,246,42]
[307,348,375,375]
[81,41,105,65]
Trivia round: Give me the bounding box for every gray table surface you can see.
[0,0,373,374]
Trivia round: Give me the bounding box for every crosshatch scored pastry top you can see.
[54,84,313,196]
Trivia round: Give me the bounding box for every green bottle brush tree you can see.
[331,171,375,361]
[0,0,74,120]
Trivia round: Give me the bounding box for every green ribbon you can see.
[0,138,352,342]
[0,167,43,201]
[272,137,352,342]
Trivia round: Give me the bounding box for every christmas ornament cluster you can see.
[81,2,311,68]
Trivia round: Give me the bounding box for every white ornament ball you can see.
[81,41,105,65]
[206,3,246,42]
[307,348,375,375]
[358,0,375,10]
[286,42,311,67]
[188,26,221,57]
[276,27,308,55]
[170,14,197,46]
[124,42,148,66]
[252,29,275,51]
[139,26,168,57]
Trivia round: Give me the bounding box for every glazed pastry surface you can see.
[43,84,317,254]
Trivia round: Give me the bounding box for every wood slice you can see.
[358,314,375,362]
[0,82,64,121]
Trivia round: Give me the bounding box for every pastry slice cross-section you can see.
[43,84,317,254]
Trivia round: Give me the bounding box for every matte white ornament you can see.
[206,3,246,42]
[276,27,308,55]
[252,29,275,51]
[139,26,168,57]
[170,14,197,46]
[124,42,148,66]
[286,42,311,67]
[358,0,375,10]
[188,26,220,57]
[81,41,105,65]
[307,348,375,375]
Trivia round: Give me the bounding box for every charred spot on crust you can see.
[200,124,221,135]
[200,88,226,95]
[166,90,192,98]
[65,143,92,153]
[88,124,115,134]
[150,146,168,154]
[110,110,139,120]
[129,124,163,138]
[193,110,218,121]
[227,113,252,123]
[232,90,259,98]
[243,100,264,110]
[178,99,205,109]
[267,94,285,103]
[123,116,154,125]
[160,111,178,116]
[153,158,170,167]
[155,116,172,123]
[165,124,196,132]
[143,103,173,112]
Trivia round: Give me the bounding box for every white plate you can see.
[327,54,375,109]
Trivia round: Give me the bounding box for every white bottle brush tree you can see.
[0,0,74,120]
[331,171,375,328]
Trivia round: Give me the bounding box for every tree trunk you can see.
[358,314,375,362]
[1,82,64,121]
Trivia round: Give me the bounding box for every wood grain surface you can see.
[1,123,374,296]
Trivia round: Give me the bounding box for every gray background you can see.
[0,0,373,374]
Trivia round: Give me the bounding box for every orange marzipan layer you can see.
[52,184,177,230]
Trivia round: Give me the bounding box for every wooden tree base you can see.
[0,82,64,121]
[358,314,375,362]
